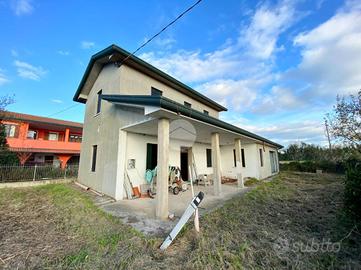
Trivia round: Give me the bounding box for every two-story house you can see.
[74,44,282,219]
[1,111,82,168]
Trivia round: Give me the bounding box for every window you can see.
[233,149,246,167]
[203,110,209,115]
[184,101,192,108]
[206,148,212,167]
[4,124,18,138]
[69,134,82,143]
[241,149,246,167]
[96,90,102,114]
[48,132,59,141]
[91,145,97,172]
[27,130,37,139]
[151,87,163,96]
[233,149,236,167]
[259,149,264,167]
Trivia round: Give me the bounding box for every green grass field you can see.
[0,172,359,269]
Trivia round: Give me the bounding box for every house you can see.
[1,111,82,168]
[74,44,282,219]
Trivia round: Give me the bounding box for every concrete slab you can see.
[100,183,253,236]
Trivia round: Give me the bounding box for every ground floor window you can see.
[91,145,97,172]
[241,149,246,167]
[259,149,264,167]
[206,148,212,167]
[233,149,246,167]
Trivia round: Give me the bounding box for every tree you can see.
[327,91,361,149]
[0,95,19,165]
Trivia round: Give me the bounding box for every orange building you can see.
[1,111,82,168]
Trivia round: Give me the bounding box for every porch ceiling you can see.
[123,109,257,146]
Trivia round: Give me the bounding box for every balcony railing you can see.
[6,137,81,153]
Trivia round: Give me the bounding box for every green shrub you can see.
[280,160,345,174]
[344,159,361,220]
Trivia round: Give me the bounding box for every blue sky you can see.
[1,0,360,146]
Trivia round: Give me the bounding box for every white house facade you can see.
[74,44,282,219]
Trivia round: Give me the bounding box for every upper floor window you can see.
[96,90,102,114]
[48,132,59,141]
[4,124,18,138]
[69,134,82,143]
[27,130,37,139]
[151,87,163,96]
[184,101,192,108]
[203,110,209,115]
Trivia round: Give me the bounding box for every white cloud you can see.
[57,50,70,56]
[239,0,296,59]
[289,1,361,99]
[14,60,47,81]
[51,99,63,104]
[11,0,33,16]
[81,41,95,49]
[0,69,10,86]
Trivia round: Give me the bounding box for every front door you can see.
[180,148,189,181]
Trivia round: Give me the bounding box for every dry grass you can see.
[0,172,360,269]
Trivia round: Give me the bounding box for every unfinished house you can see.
[74,44,282,219]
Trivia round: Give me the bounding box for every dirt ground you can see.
[0,172,360,269]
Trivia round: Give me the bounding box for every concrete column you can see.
[115,129,127,200]
[212,132,222,196]
[234,138,244,188]
[156,118,170,219]
[65,128,70,142]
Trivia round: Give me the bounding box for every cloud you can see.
[57,50,70,56]
[11,49,18,57]
[239,0,297,59]
[11,0,33,16]
[0,69,10,86]
[14,60,47,81]
[154,37,176,49]
[288,1,361,99]
[81,41,95,49]
[51,99,63,104]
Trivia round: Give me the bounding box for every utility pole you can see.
[324,118,332,150]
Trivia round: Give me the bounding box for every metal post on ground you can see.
[33,164,37,181]
[64,166,67,179]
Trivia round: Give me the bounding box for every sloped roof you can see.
[73,44,227,112]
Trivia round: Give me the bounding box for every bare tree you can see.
[327,91,361,150]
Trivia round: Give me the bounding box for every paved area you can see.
[100,183,253,236]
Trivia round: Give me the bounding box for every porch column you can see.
[211,132,222,196]
[156,118,170,219]
[234,138,244,188]
[65,128,70,142]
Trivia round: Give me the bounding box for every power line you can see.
[117,0,203,67]
[46,104,80,118]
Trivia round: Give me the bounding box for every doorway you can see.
[180,147,189,181]
[269,151,277,173]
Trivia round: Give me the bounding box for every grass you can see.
[0,172,360,269]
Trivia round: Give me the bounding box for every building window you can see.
[91,145,97,172]
[184,101,192,108]
[27,130,38,139]
[96,90,102,114]
[69,134,82,142]
[203,110,209,115]
[4,124,18,138]
[259,149,264,167]
[48,132,59,141]
[151,87,163,96]
[206,148,212,167]
[241,149,246,167]
[233,149,236,167]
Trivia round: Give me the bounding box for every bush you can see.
[344,159,361,220]
[280,160,345,174]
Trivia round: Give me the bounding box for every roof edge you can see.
[101,94,283,149]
